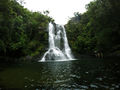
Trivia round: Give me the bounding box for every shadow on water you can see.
[0,58,120,89]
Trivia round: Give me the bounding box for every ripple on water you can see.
[79,85,89,89]
[99,84,109,89]
[96,77,103,81]
[54,78,71,84]
[70,74,81,79]
[90,84,98,88]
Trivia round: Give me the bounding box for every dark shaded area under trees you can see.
[65,0,120,58]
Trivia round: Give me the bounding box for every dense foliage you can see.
[65,0,120,57]
[0,0,53,60]
[0,0,120,61]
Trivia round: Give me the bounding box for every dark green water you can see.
[0,58,120,89]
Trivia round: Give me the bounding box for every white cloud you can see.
[23,0,93,24]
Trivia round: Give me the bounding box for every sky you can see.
[23,0,93,24]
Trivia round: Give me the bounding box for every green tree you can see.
[66,0,120,57]
[0,0,54,61]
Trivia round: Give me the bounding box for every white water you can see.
[39,22,74,62]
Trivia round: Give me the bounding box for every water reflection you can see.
[0,58,120,89]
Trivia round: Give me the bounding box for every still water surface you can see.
[0,58,120,89]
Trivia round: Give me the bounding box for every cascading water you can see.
[39,22,74,61]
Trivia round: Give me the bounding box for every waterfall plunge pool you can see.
[0,58,120,89]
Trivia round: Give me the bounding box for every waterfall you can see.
[39,22,74,61]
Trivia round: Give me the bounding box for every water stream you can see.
[40,23,74,61]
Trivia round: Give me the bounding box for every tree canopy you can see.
[65,0,120,57]
[0,0,53,60]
